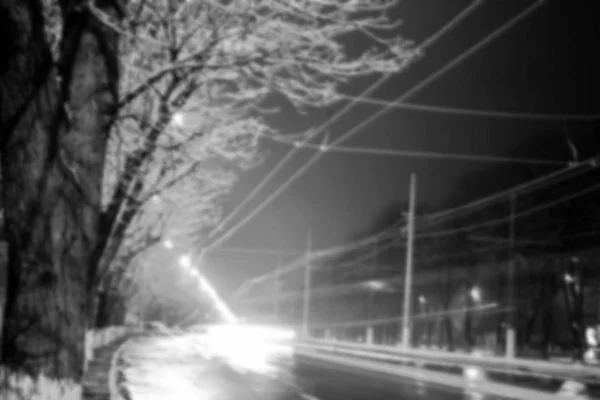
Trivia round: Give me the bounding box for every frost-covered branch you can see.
[88,0,412,324]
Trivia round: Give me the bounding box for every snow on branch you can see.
[91,0,413,286]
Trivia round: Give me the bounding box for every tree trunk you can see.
[95,289,127,328]
[0,0,119,393]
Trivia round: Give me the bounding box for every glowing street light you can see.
[171,112,185,127]
[470,286,482,303]
[366,280,386,291]
[418,295,427,305]
[179,254,192,268]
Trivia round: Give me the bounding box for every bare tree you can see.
[0,0,120,397]
[124,245,212,326]
[90,0,413,325]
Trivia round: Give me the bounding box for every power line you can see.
[269,138,566,166]
[234,155,597,299]
[308,304,505,329]
[208,0,482,244]
[231,225,405,298]
[337,94,600,121]
[210,246,303,256]
[417,155,598,229]
[265,226,402,278]
[315,237,405,273]
[208,0,537,252]
[416,180,600,239]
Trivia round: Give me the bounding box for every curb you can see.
[108,337,133,400]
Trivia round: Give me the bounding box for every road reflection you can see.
[121,331,523,400]
[293,355,509,400]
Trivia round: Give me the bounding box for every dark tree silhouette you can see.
[0,0,119,395]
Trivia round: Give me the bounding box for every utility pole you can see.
[401,173,417,349]
[274,253,282,322]
[302,229,313,338]
[506,191,516,358]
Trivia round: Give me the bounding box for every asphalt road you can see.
[294,355,507,400]
[120,332,552,400]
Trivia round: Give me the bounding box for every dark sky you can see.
[201,0,600,297]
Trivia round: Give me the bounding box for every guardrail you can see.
[298,339,600,382]
[296,339,597,399]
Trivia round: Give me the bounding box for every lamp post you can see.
[401,173,417,349]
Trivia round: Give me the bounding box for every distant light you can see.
[470,286,481,303]
[190,269,199,278]
[151,195,161,204]
[171,112,185,127]
[464,365,486,381]
[366,280,386,291]
[163,240,174,249]
[565,273,574,283]
[179,254,192,268]
[418,295,427,304]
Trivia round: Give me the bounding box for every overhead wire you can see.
[307,304,505,329]
[208,0,541,252]
[231,223,405,298]
[234,154,597,299]
[260,223,404,277]
[415,180,600,239]
[210,246,304,256]
[267,138,566,166]
[314,238,405,273]
[208,0,483,241]
[416,155,599,229]
[336,94,600,121]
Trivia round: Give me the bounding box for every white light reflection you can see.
[198,276,237,323]
[470,286,481,303]
[171,112,185,127]
[179,254,192,268]
[163,240,174,249]
[202,324,295,375]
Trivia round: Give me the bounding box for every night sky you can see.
[201,0,600,297]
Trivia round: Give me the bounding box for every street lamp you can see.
[470,286,482,303]
[366,280,386,291]
[171,112,185,127]
[179,254,192,269]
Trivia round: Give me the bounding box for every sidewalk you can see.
[83,335,132,400]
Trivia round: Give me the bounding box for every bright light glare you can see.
[366,280,386,291]
[197,276,237,323]
[163,240,174,249]
[418,295,427,304]
[171,112,185,127]
[179,254,192,268]
[463,365,485,381]
[470,287,481,303]
[201,324,295,375]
